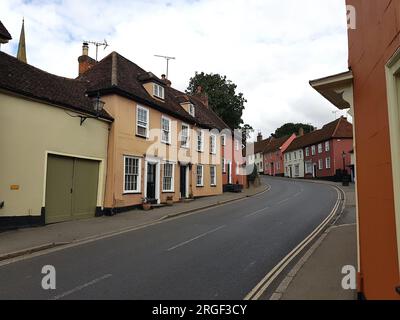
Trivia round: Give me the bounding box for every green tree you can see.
[274,123,315,138]
[241,123,254,148]
[186,72,247,129]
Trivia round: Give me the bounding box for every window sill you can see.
[162,191,174,194]
[161,141,171,145]
[123,191,141,195]
[196,185,204,188]
[135,134,148,139]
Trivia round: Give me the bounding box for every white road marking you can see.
[245,206,270,218]
[51,274,112,300]
[277,198,290,205]
[167,226,226,251]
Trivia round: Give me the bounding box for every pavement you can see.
[0,183,267,260]
[268,181,357,300]
[0,177,339,299]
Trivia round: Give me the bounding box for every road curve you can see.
[0,176,338,300]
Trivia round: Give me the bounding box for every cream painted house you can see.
[0,52,112,229]
[284,148,304,178]
[77,49,228,213]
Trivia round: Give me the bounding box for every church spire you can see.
[17,18,27,63]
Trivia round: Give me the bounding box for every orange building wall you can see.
[346,0,400,299]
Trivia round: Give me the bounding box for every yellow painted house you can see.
[77,48,228,213]
[0,51,113,229]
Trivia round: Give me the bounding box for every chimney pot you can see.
[78,42,96,76]
[82,42,89,56]
[298,127,304,136]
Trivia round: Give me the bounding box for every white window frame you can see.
[305,161,313,174]
[386,48,400,272]
[311,145,316,155]
[196,165,204,187]
[189,103,195,117]
[162,162,174,192]
[222,158,226,173]
[180,123,190,148]
[326,157,331,169]
[210,134,217,154]
[210,165,217,186]
[153,83,165,99]
[221,134,226,146]
[305,147,310,157]
[161,116,171,144]
[236,162,240,175]
[318,143,323,154]
[197,130,204,152]
[325,141,330,152]
[136,105,149,138]
[318,159,323,170]
[123,156,141,193]
[235,139,240,151]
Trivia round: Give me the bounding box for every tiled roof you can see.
[0,20,11,40]
[243,137,272,157]
[0,52,113,120]
[285,117,353,152]
[263,135,291,154]
[79,52,229,130]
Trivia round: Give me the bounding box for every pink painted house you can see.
[303,117,353,179]
[263,134,296,176]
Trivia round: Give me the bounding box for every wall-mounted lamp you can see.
[67,93,105,125]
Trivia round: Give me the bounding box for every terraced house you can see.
[0,20,231,228]
[263,134,296,176]
[76,44,228,213]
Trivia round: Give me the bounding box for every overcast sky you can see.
[1,0,350,139]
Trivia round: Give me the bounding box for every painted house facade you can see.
[246,134,272,174]
[311,0,400,299]
[221,132,247,188]
[0,51,112,229]
[284,140,305,178]
[77,48,229,213]
[263,134,296,176]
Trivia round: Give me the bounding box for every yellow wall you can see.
[0,92,110,217]
[102,94,222,208]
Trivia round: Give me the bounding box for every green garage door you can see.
[45,154,100,224]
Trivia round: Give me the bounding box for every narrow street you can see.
[0,177,338,300]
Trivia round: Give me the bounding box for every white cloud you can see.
[1,0,350,137]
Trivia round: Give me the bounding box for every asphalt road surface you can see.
[0,176,338,300]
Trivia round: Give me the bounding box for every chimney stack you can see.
[298,127,304,136]
[161,74,172,87]
[78,42,96,76]
[195,85,209,108]
[257,131,263,142]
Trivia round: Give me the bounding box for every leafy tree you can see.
[186,72,247,129]
[274,123,315,138]
[241,123,254,148]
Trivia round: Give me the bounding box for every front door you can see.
[227,161,232,184]
[180,165,187,198]
[313,164,318,178]
[147,163,157,203]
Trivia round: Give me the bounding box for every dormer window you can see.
[189,103,195,117]
[153,83,165,99]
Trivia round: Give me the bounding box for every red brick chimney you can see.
[298,127,304,136]
[257,132,263,142]
[195,85,209,108]
[78,42,96,76]
[161,74,172,87]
